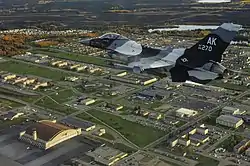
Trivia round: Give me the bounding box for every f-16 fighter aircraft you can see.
[80,23,242,84]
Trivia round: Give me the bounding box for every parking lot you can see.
[0,124,101,166]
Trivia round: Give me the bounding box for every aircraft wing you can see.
[127,48,185,70]
[128,59,173,70]
[107,39,143,56]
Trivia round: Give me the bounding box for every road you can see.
[1,52,250,166]
[144,89,250,149]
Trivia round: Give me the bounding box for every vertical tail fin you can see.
[178,23,242,68]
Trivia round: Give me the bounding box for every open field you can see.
[190,154,219,166]
[87,109,166,147]
[0,87,40,103]
[216,134,244,152]
[49,89,79,104]
[77,112,101,125]
[171,146,219,166]
[0,98,24,108]
[101,132,115,140]
[0,60,72,81]
[35,96,77,115]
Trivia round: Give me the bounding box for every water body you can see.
[197,0,231,3]
[148,25,220,33]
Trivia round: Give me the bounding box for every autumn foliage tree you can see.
[0,34,31,56]
[34,40,59,47]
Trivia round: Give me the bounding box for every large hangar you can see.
[19,120,81,150]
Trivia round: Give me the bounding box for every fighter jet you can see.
[80,23,242,84]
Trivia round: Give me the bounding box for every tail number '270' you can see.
[198,44,213,52]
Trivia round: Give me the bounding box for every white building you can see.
[216,115,244,128]
[196,124,209,135]
[176,108,198,118]
[222,106,240,115]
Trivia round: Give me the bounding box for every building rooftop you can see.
[189,134,208,141]
[234,139,249,150]
[198,124,208,130]
[176,108,198,114]
[216,115,243,124]
[60,117,95,130]
[25,120,71,141]
[182,127,196,134]
[137,87,171,98]
[86,146,127,166]
[223,106,239,111]
[1,111,23,120]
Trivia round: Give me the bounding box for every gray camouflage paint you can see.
[80,23,242,83]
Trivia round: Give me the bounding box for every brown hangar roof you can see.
[25,120,71,142]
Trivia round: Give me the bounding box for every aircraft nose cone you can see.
[80,39,91,45]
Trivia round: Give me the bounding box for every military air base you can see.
[0,0,250,166]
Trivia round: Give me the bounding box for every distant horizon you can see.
[197,0,231,3]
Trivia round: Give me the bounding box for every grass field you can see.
[171,146,219,166]
[203,110,221,126]
[182,149,219,166]
[0,87,40,103]
[216,134,243,152]
[77,112,101,124]
[36,96,77,115]
[194,155,219,166]
[0,98,24,108]
[87,109,166,147]
[0,61,72,81]
[32,48,107,66]
[101,132,115,140]
[49,89,78,103]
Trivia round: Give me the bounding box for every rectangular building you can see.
[110,76,140,85]
[81,98,96,105]
[141,78,158,86]
[183,128,197,135]
[176,108,198,118]
[86,146,128,166]
[197,124,209,135]
[216,115,244,128]
[169,138,178,147]
[222,106,240,115]
[234,139,250,154]
[178,139,190,147]
[116,71,127,77]
[1,111,24,121]
[149,112,162,120]
[137,88,171,100]
[93,129,106,136]
[189,134,209,144]
[60,117,96,132]
[2,73,16,81]
[191,140,201,147]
